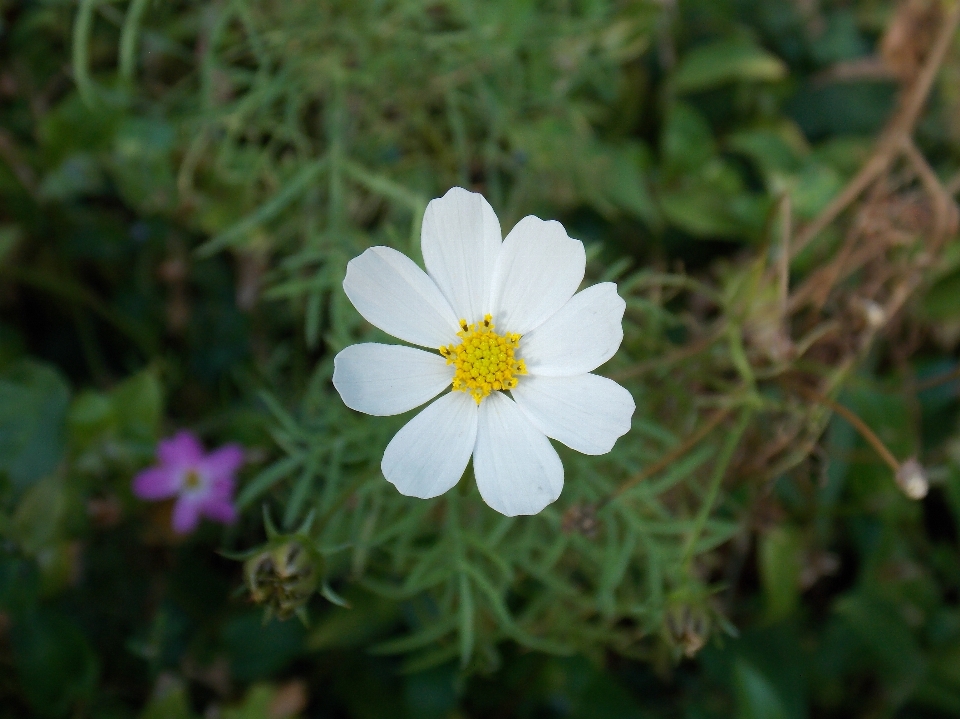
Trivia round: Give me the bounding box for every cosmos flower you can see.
[133,430,243,534]
[332,187,635,516]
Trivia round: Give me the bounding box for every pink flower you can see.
[133,431,244,534]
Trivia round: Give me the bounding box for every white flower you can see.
[332,187,635,516]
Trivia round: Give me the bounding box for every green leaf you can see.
[597,521,637,617]
[403,665,458,719]
[788,162,844,220]
[787,81,896,140]
[67,390,116,452]
[10,476,69,557]
[458,571,475,668]
[0,360,70,492]
[809,10,869,65]
[759,527,802,621]
[198,158,329,256]
[320,580,352,608]
[659,186,744,239]
[38,153,107,201]
[237,455,304,510]
[37,92,120,165]
[726,127,806,177]
[223,685,278,719]
[673,38,787,94]
[221,612,305,682]
[603,141,660,227]
[139,680,197,719]
[369,615,458,655]
[575,666,647,719]
[110,118,177,213]
[0,556,39,615]
[924,269,960,321]
[835,592,925,681]
[110,368,163,443]
[546,657,646,719]
[661,103,715,173]
[734,658,790,719]
[923,644,960,712]
[0,324,25,371]
[0,223,23,262]
[11,610,99,718]
[306,590,398,651]
[67,368,162,460]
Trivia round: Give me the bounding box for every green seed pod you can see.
[244,539,321,620]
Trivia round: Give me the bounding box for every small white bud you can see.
[861,299,886,329]
[895,458,928,500]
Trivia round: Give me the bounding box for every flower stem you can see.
[805,392,900,473]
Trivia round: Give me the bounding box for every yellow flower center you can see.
[440,314,527,404]
[183,470,202,490]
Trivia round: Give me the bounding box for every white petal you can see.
[520,283,625,376]
[333,343,453,416]
[343,246,460,348]
[473,391,563,516]
[381,391,478,499]
[422,187,502,324]
[488,216,585,335]
[511,374,635,455]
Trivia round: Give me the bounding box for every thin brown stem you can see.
[890,2,960,139]
[803,391,900,472]
[902,138,960,246]
[602,407,732,507]
[791,147,897,259]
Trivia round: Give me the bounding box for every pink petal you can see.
[201,497,237,525]
[158,431,205,468]
[199,444,245,482]
[132,467,179,500]
[171,498,202,534]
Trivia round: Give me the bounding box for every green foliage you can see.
[0,361,70,492]
[672,36,788,94]
[0,0,960,717]
[10,609,99,717]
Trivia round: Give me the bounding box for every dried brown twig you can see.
[596,3,959,516]
[790,1,960,259]
[740,3,960,485]
[901,139,960,247]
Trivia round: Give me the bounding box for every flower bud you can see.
[243,539,320,620]
[860,299,886,329]
[664,603,711,658]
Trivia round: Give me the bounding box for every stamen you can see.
[439,314,527,404]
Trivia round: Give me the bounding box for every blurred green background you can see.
[2,0,960,717]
